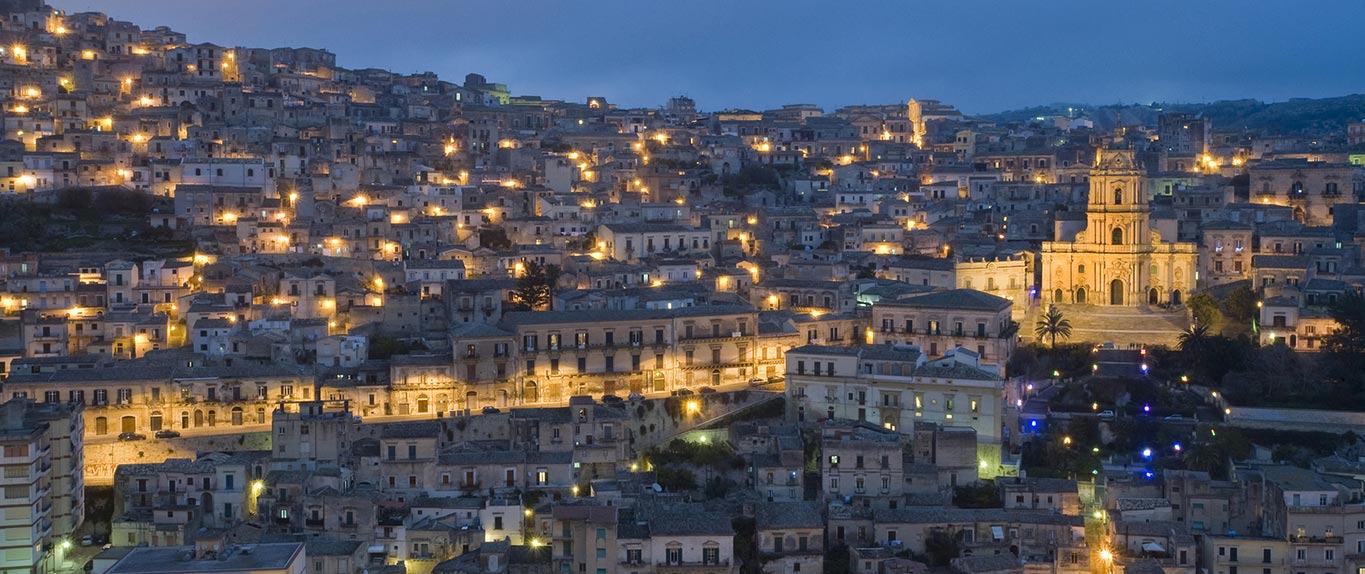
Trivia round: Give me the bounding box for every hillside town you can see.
[2,3,1365,574]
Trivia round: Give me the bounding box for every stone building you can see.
[1041,149,1198,306]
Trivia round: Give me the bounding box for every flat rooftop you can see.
[107,543,303,574]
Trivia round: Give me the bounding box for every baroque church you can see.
[1041,149,1198,306]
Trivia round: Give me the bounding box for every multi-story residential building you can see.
[3,356,314,440]
[786,344,1004,468]
[1247,159,1363,225]
[1001,477,1082,515]
[597,223,712,263]
[1157,113,1212,163]
[552,505,618,574]
[755,501,824,574]
[1258,295,1340,351]
[871,289,1016,364]
[113,450,270,537]
[819,422,906,507]
[1201,535,1290,574]
[270,400,358,472]
[378,421,442,501]
[862,507,1087,574]
[1199,221,1255,287]
[0,398,84,574]
[501,305,760,402]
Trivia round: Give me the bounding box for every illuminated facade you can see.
[1041,149,1198,307]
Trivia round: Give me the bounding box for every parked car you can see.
[1162,414,1185,421]
[600,394,624,404]
[627,392,645,401]
[154,429,181,439]
[481,406,501,414]
[79,535,92,547]
[747,377,766,387]
[1098,410,1116,419]
[698,387,717,395]
[117,432,146,441]
[672,389,694,397]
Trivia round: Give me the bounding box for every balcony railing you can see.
[657,560,730,570]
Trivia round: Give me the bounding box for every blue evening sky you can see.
[61,0,1365,114]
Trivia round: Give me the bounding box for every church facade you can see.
[1041,149,1198,306]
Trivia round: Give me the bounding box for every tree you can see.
[1224,285,1258,322]
[512,260,561,311]
[57,188,92,210]
[654,466,697,491]
[1321,290,1365,370]
[923,529,960,566]
[1187,293,1223,328]
[1178,322,1212,355]
[1182,444,1224,476]
[953,482,1002,508]
[1034,305,1073,348]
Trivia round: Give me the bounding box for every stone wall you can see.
[84,432,272,485]
[1225,406,1365,434]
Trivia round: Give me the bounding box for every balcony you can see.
[1290,535,1343,544]
[657,560,730,571]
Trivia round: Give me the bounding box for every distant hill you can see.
[980,94,1365,135]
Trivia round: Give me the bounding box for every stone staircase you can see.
[1024,304,1190,348]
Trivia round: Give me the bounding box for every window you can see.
[703,547,719,565]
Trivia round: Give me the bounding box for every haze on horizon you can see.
[59,0,1365,115]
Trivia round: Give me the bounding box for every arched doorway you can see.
[525,382,538,403]
[1171,290,1182,305]
[464,391,477,411]
[193,410,204,427]
[181,412,190,429]
[1110,279,1124,305]
[231,407,243,426]
[150,412,163,431]
[1075,288,1087,304]
[711,369,721,386]
[207,410,217,427]
[1148,288,1159,305]
[416,394,430,414]
[1053,289,1063,303]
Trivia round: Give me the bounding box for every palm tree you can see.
[1182,443,1225,476]
[1177,322,1212,354]
[1034,305,1073,348]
